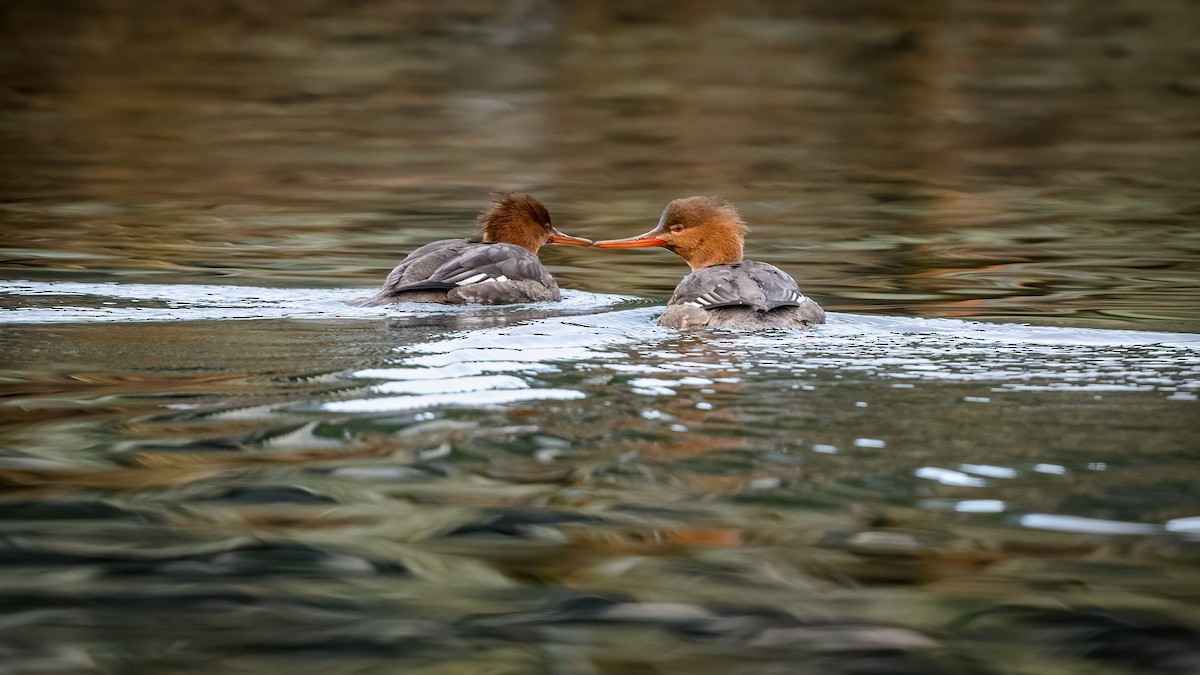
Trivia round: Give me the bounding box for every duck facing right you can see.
[594,196,826,329]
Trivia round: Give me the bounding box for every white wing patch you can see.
[456,273,513,286]
[455,273,489,286]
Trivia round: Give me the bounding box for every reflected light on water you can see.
[2,1,1199,673]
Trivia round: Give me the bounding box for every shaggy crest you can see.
[478,192,551,236]
[663,195,749,238]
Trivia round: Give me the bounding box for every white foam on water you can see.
[352,361,558,380]
[7,280,1197,418]
[0,280,632,324]
[958,464,1018,479]
[372,374,529,396]
[1165,517,1200,539]
[309,306,664,413]
[1033,464,1067,475]
[323,388,585,413]
[914,467,989,487]
[1018,514,1161,536]
[955,500,1007,513]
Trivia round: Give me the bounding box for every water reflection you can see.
[3,1,1200,673]
[3,1,1199,329]
[2,297,1199,672]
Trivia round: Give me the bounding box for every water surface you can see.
[2,2,1199,674]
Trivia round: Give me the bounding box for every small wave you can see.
[0,280,634,324]
[314,306,1200,417]
[5,281,1196,406]
[822,313,1200,348]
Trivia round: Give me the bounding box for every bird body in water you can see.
[355,193,591,306]
[595,196,825,329]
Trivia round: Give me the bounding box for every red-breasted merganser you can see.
[356,193,591,305]
[594,196,825,329]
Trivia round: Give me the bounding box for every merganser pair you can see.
[359,193,825,329]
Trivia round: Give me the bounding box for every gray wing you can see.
[379,239,473,291]
[669,261,808,312]
[385,242,553,292]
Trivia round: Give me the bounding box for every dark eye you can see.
[669,223,684,233]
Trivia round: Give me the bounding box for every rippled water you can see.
[3,2,1200,674]
[3,281,1198,673]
